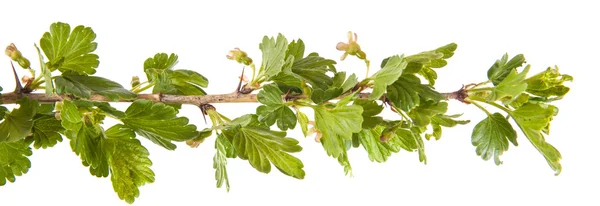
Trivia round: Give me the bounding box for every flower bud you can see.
[5,43,31,68]
[131,76,140,88]
[226,48,253,66]
[5,43,22,60]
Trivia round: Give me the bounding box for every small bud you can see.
[5,43,31,68]
[21,75,33,86]
[131,76,140,88]
[5,43,22,60]
[186,138,204,148]
[226,48,253,66]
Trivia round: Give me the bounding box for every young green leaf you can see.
[487,54,526,85]
[25,114,64,149]
[408,101,448,127]
[357,126,402,163]
[222,123,305,179]
[409,127,428,163]
[60,100,109,177]
[289,55,336,90]
[386,74,444,112]
[34,44,54,96]
[426,113,470,140]
[143,53,208,95]
[394,128,419,152]
[353,99,384,129]
[471,113,518,165]
[0,140,32,186]
[369,55,407,100]
[214,133,233,191]
[337,149,352,176]
[525,66,573,98]
[311,87,343,104]
[144,53,178,71]
[55,75,137,101]
[488,65,529,103]
[0,98,38,142]
[121,100,199,150]
[73,100,126,119]
[104,125,155,204]
[150,69,209,95]
[40,22,99,75]
[286,39,305,60]
[258,33,289,80]
[390,43,457,85]
[256,84,297,130]
[510,103,562,175]
[312,103,363,158]
[296,110,309,137]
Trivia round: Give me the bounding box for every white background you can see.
[1,0,598,205]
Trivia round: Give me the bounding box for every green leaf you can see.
[256,84,297,130]
[296,110,309,137]
[55,75,137,101]
[121,100,199,150]
[311,87,343,104]
[258,34,289,80]
[222,122,305,179]
[214,133,232,191]
[426,113,470,140]
[162,69,209,95]
[394,128,419,151]
[34,44,54,96]
[104,125,155,204]
[289,56,336,90]
[0,98,38,142]
[73,100,126,119]
[286,39,305,60]
[26,114,64,149]
[525,66,573,98]
[409,127,428,163]
[144,53,178,71]
[471,113,518,165]
[40,22,99,75]
[256,105,297,131]
[409,101,448,127]
[353,99,384,129]
[510,103,562,175]
[0,140,32,186]
[257,84,284,105]
[143,53,208,96]
[386,74,444,112]
[391,43,457,85]
[487,54,526,85]
[60,100,109,177]
[488,65,529,103]
[312,103,363,158]
[357,126,402,163]
[337,149,352,176]
[369,55,407,100]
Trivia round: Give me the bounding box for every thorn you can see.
[234,67,245,96]
[11,61,23,94]
[199,104,208,124]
